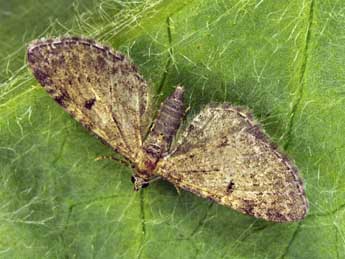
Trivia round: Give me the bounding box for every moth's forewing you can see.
[27,37,150,162]
[156,104,308,222]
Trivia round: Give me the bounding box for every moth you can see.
[27,37,308,222]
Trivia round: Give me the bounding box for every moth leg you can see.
[184,106,191,117]
[148,176,162,184]
[131,175,162,191]
[95,155,131,167]
[173,184,181,195]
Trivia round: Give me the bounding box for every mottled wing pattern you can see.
[27,37,149,162]
[156,104,308,222]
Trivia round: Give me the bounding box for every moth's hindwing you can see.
[27,37,150,162]
[156,104,308,222]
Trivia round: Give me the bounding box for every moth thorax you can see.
[142,86,185,159]
[135,150,158,179]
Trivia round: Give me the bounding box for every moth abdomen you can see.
[142,86,185,161]
[153,86,184,140]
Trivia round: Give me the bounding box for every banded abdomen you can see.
[142,86,185,163]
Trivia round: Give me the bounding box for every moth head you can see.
[131,175,149,191]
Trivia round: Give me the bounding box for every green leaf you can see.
[1,0,344,258]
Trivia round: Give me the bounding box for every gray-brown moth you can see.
[27,37,308,222]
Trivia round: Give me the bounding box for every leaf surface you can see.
[0,0,344,258]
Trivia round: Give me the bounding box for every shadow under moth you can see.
[27,37,308,222]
